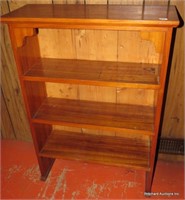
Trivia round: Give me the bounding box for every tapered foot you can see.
[39,157,55,181]
[145,171,153,193]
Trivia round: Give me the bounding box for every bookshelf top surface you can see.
[1,4,179,27]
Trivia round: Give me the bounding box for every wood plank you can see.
[8,0,52,12]
[117,88,155,106]
[72,25,117,136]
[39,130,150,170]
[53,0,85,4]
[32,97,155,135]
[1,4,179,28]
[46,83,78,99]
[109,0,143,5]
[33,123,52,151]
[79,85,116,103]
[161,0,184,139]
[24,81,47,117]
[1,0,14,140]
[1,89,16,139]
[7,1,55,179]
[86,0,107,4]
[118,31,165,64]
[73,29,117,61]
[1,3,31,141]
[23,58,160,89]
[79,85,116,136]
[1,1,183,142]
[39,29,76,59]
[17,31,40,73]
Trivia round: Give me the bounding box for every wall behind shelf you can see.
[1,0,184,143]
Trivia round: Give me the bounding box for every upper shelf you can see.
[1,4,179,29]
[23,58,160,89]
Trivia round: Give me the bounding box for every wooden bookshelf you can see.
[1,4,179,193]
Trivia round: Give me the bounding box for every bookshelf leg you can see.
[38,157,55,181]
[145,170,153,193]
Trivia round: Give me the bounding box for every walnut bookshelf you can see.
[1,4,179,193]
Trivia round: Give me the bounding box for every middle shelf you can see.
[32,97,155,135]
[23,58,160,89]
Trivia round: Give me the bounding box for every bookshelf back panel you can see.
[46,82,156,106]
[38,29,165,64]
[37,29,162,110]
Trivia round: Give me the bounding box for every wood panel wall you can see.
[1,0,184,141]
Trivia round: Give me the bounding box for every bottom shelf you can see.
[39,130,150,171]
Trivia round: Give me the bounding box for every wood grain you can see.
[39,129,150,170]
[1,89,16,140]
[39,29,76,59]
[7,0,52,11]
[86,0,107,4]
[24,81,47,117]
[1,0,183,142]
[32,97,155,135]
[0,0,180,192]
[109,0,143,4]
[79,85,116,103]
[1,1,31,141]
[23,58,160,89]
[1,4,179,28]
[5,1,56,180]
[117,88,155,106]
[17,30,40,73]
[161,0,184,138]
[53,0,85,4]
[37,28,161,122]
[118,31,165,64]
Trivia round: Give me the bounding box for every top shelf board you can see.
[1,4,179,29]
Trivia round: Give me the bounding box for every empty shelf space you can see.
[24,58,160,89]
[32,98,155,135]
[39,130,150,171]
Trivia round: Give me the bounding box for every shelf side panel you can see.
[15,28,40,75]
[24,81,47,117]
[31,123,55,180]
